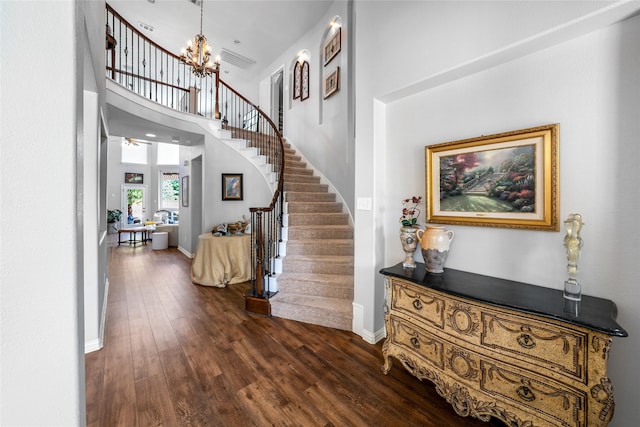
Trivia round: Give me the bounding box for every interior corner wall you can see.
[379,14,640,427]
[1,1,84,424]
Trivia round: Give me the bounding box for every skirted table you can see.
[191,233,251,287]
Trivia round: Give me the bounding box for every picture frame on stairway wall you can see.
[324,27,341,66]
[301,61,310,101]
[324,67,340,99]
[425,123,559,231]
[222,173,243,201]
[293,61,301,100]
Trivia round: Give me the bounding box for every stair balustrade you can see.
[105,3,284,312]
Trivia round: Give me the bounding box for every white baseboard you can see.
[178,245,193,258]
[85,338,103,354]
[352,302,363,337]
[85,277,109,354]
[352,302,386,344]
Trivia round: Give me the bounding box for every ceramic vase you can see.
[416,226,454,273]
[399,226,419,269]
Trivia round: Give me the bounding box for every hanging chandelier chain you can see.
[199,0,204,35]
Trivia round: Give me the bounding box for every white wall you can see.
[353,2,640,426]
[0,1,87,424]
[255,1,354,213]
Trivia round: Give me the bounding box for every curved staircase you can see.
[270,142,354,331]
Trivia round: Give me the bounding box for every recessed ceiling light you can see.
[145,133,156,138]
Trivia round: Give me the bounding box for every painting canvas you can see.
[425,124,559,230]
[125,172,143,184]
[323,28,341,66]
[324,67,339,99]
[181,175,189,207]
[222,173,243,201]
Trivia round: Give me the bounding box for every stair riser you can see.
[287,214,349,226]
[284,183,329,193]
[283,259,353,275]
[286,192,336,202]
[270,303,352,331]
[277,282,354,299]
[287,228,353,240]
[286,243,353,256]
[284,161,307,169]
[284,167,313,176]
[287,203,343,213]
[287,240,353,256]
[284,174,321,184]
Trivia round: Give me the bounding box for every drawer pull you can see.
[516,386,536,402]
[517,333,536,349]
[413,299,423,310]
[410,337,420,349]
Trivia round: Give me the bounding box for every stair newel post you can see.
[214,67,221,119]
[245,209,271,315]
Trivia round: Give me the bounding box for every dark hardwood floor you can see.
[86,236,505,426]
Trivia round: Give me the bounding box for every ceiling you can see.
[106,0,333,144]
[108,0,333,82]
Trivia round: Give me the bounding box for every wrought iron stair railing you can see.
[106,3,284,312]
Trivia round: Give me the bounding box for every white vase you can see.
[399,226,419,269]
[416,226,454,273]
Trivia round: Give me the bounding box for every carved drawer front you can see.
[481,360,586,427]
[392,281,445,330]
[481,312,586,381]
[390,316,445,371]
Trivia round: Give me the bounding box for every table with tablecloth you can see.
[191,233,251,287]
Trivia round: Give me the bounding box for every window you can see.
[159,171,179,210]
[121,139,148,164]
[157,142,179,165]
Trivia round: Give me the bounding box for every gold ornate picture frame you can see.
[425,123,559,231]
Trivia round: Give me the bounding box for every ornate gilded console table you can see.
[380,263,627,427]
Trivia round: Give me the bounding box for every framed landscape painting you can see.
[425,123,559,231]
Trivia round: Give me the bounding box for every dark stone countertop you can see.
[380,262,627,337]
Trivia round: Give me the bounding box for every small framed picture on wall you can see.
[324,67,340,99]
[125,172,143,184]
[181,175,189,207]
[324,27,341,66]
[222,173,243,201]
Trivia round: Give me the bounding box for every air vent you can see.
[137,21,155,33]
[220,48,256,70]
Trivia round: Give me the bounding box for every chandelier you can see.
[180,0,220,78]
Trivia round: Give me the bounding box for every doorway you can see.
[122,184,147,225]
[271,68,284,133]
